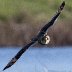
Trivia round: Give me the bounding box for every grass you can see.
[0,0,72,19]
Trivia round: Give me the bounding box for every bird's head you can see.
[38,33,50,45]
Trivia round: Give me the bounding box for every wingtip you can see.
[60,1,65,10]
[58,1,65,12]
[62,1,65,7]
[2,65,9,71]
[2,68,6,71]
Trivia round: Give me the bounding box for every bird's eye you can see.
[45,37,48,40]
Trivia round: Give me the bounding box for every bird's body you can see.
[3,1,65,71]
[38,34,50,45]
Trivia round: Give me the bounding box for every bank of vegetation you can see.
[0,0,72,46]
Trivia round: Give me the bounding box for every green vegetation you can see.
[0,0,72,46]
[0,0,72,19]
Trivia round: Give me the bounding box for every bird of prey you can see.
[3,1,65,71]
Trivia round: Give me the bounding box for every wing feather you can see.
[2,1,65,71]
[39,1,65,35]
[3,41,36,71]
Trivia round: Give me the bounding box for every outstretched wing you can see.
[2,1,65,71]
[38,1,65,36]
[3,39,37,71]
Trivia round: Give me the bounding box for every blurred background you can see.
[0,0,72,46]
[0,0,72,72]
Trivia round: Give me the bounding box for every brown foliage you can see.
[0,12,72,46]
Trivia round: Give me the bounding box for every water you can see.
[0,47,72,72]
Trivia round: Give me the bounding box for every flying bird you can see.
[3,1,65,71]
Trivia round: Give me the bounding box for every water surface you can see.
[0,47,72,72]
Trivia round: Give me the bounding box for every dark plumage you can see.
[3,1,65,71]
